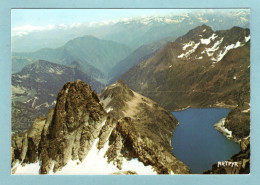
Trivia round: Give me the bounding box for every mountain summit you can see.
[12,80,190,174]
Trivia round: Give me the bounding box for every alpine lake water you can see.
[171,108,240,174]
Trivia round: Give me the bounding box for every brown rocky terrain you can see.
[11,80,190,174]
[122,25,250,142]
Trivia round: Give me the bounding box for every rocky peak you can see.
[174,25,250,62]
[12,80,190,174]
[175,24,214,43]
[100,80,134,117]
[215,26,250,45]
[101,80,180,149]
[49,80,105,138]
[12,80,108,174]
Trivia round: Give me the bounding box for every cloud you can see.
[12,22,84,37]
[12,24,55,36]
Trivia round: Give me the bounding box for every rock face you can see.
[11,80,190,175]
[122,25,250,141]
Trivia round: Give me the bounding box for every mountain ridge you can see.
[12,80,190,174]
[12,35,132,79]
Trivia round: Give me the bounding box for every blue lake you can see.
[171,108,240,174]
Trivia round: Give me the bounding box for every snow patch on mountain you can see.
[212,44,234,62]
[178,29,249,64]
[200,33,218,45]
[182,41,195,50]
[205,37,223,57]
[245,35,250,42]
[214,118,233,139]
[234,41,242,48]
[13,162,41,175]
[51,139,156,175]
[212,41,245,62]
[178,42,200,59]
[242,108,250,113]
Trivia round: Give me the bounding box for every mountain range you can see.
[12,10,249,52]
[13,35,132,82]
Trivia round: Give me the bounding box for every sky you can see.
[11,9,249,37]
[11,9,190,36]
[12,9,188,27]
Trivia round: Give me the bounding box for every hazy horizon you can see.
[12,9,249,37]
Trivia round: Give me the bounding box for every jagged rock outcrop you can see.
[11,80,190,175]
[12,80,108,174]
[39,80,107,173]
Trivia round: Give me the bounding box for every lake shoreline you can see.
[171,108,240,174]
[213,118,241,144]
[170,105,241,144]
[169,103,236,112]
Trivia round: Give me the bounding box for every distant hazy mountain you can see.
[12,10,249,52]
[109,37,175,82]
[13,35,132,81]
[12,60,104,133]
[122,25,250,140]
[12,56,34,73]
